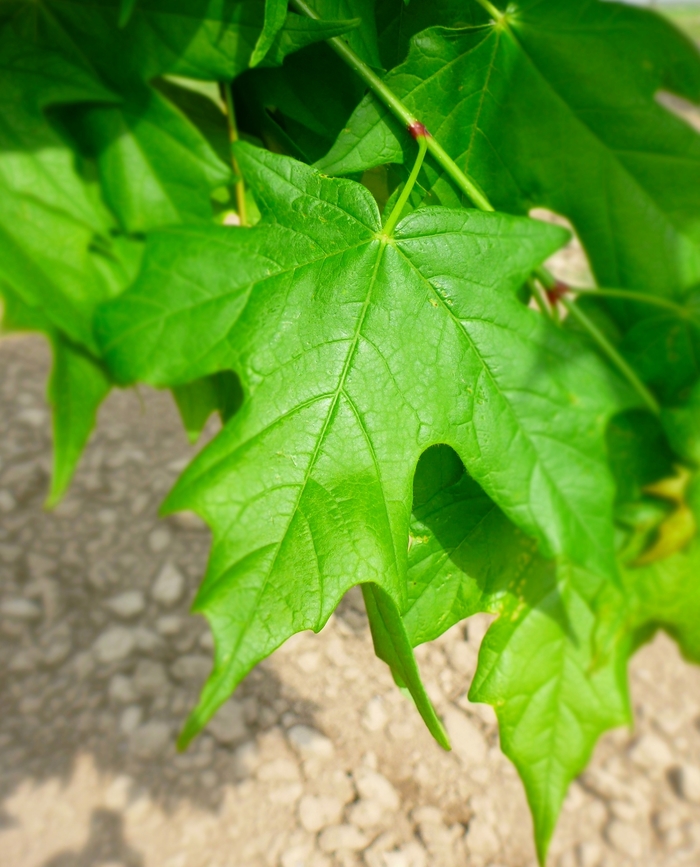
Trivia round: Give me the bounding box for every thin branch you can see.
[560,297,661,416]
[224,82,248,227]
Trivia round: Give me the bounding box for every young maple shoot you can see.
[1,0,699,862]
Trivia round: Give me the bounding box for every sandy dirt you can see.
[2,326,700,867]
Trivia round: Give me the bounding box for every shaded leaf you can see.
[0,288,111,504]
[405,446,631,864]
[260,13,362,67]
[236,41,367,163]
[663,380,700,466]
[118,0,137,27]
[172,370,244,443]
[312,0,381,67]
[624,483,700,663]
[250,0,289,67]
[376,0,488,68]
[47,336,112,506]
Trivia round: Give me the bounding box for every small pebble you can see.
[156,615,183,635]
[129,720,171,759]
[206,699,247,745]
[628,733,674,770]
[105,590,146,619]
[606,820,644,858]
[318,824,369,854]
[0,490,16,513]
[362,696,388,732]
[170,654,211,682]
[672,763,700,804]
[298,795,344,832]
[133,660,170,698]
[355,771,400,811]
[131,626,161,652]
[120,705,143,735]
[1,598,41,621]
[93,626,136,663]
[148,527,172,554]
[287,725,334,760]
[256,758,301,783]
[109,674,137,704]
[151,562,185,606]
[42,638,72,667]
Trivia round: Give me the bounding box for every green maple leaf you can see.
[250,0,290,67]
[238,0,383,165]
[97,143,629,746]
[404,446,631,864]
[237,42,368,163]
[624,521,700,665]
[376,0,488,68]
[663,381,700,466]
[0,17,131,351]
[250,0,359,70]
[318,0,700,295]
[1,287,112,506]
[312,0,381,67]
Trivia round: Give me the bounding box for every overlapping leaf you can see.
[404,446,630,862]
[97,144,630,744]
[319,0,700,295]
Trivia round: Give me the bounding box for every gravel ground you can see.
[3,287,700,867]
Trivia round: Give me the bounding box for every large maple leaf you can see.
[318,0,700,296]
[97,143,629,744]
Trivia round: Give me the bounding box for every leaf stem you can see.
[560,297,661,416]
[473,0,504,22]
[568,286,690,318]
[528,277,554,319]
[288,0,493,211]
[223,82,248,227]
[383,136,428,236]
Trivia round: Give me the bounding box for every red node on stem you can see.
[408,120,431,140]
[546,280,569,306]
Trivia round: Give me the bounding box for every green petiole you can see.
[474,0,505,23]
[382,135,428,236]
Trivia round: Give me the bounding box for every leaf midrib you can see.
[200,237,396,714]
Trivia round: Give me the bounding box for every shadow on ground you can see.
[0,337,336,835]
